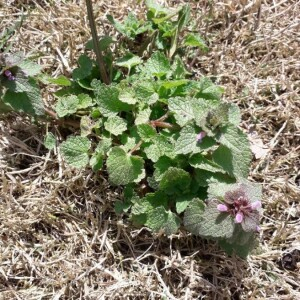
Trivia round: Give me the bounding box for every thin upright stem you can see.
[85,0,109,85]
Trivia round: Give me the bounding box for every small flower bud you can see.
[196,131,206,143]
[217,204,228,212]
[235,212,244,223]
[251,201,262,210]
[4,70,12,77]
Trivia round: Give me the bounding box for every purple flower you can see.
[235,212,244,223]
[216,187,261,232]
[196,131,206,143]
[4,70,12,77]
[3,69,15,81]
[217,204,228,212]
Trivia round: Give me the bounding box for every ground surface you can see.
[0,0,299,299]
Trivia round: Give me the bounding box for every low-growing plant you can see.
[0,1,262,258]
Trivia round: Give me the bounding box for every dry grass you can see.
[0,0,300,299]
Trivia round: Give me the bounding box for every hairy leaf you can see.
[60,136,91,168]
[106,147,144,185]
[168,96,194,127]
[104,116,127,136]
[184,198,235,239]
[159,167,191,195]
[214,125,252,178]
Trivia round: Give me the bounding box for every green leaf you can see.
[106,147,144,185]
[184,198,235,239]
[189,153,226,173]
[174,123,205,155]
[85,35,115,51]
[137,124,157,141]
[194,169,235,187]
[171,55,191,79]
[144,52,170,78]
[1,68,36,93]
[39,75,71,86]
[115,200,132,214]
[60,136,91,168]
[44,132,56,150]
[55,95,79,118]
[145,0,171,16]
[153,156,175,182]
[168,96,194,127]
[135,106,152,125]
[80,115,97,137]
[118,88,137,105]
[104,116,127,136]
[134,81,159,105]
[2,80,44,116]
[228,103,241,126]
[144,134,175,162]
[146,207,180,235]
[184,33,209,52]
[159,167,191,195]
[90,152,103,171]
[92,80,132,116]
[194,77,224,100]
[116,53,142,71]
[95,137,112,154]
[72,55,93,80]
[107,13,150,39]
[214,125,252,178]
[175,194,195,214]
[160,79,188,89]
[18,60,42,76]
[77,94,93,109]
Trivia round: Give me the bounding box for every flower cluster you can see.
[217,187,261,232]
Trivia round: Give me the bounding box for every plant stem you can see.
[44,107,80,128]
[85,0,110,85]
[150,121,174,129]
[129,140,143,154]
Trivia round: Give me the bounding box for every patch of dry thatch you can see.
[1,1,299,299]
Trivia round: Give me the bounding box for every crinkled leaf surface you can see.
[175,194,195,214]
[214,125,252,178]
[189,153,226,173]
[134,81,158,105]
[153,156,175,182]
[2,69,36,93]
[174,123,205,154]
[106,147,144,185]
[77,94,93,109]
[135,106,152,125]
[144,134,175,162]
[168,96,194,127]
[44,132,56,150]
[3,80,44,116]
[18,60,42,76]
[104,116,127,136]
[92,80,131,116]
[159,167,191,195]
[137,124,157,141]
[116,53,142,70]
[184,198,235,239]
[144,52,170,78]
[60,136,91,168]
[55,95,79,117]
[146,207,180,235]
